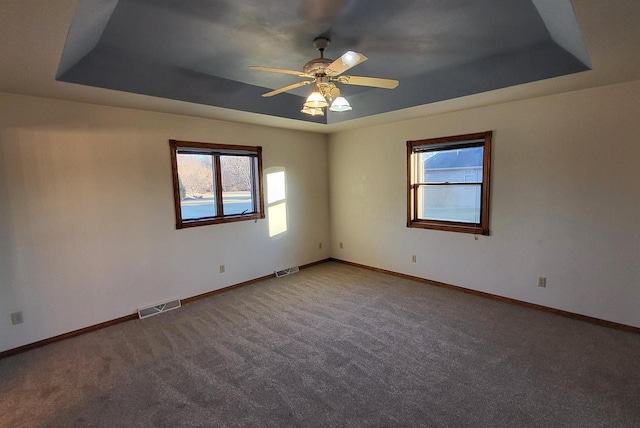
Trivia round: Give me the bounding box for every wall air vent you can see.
[275,266,300,278]
[138,298,181,319]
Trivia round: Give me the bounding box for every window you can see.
[407,131,492,235]
[169,140,264,229]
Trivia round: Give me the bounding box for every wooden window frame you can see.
[169,140,265,229]
[406,131,492,235]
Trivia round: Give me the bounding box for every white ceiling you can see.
[1,0,640,134]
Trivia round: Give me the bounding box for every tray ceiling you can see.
[56,0,590,125]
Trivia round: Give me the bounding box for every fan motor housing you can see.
[303,57,333,76]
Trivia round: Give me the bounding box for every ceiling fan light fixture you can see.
[329,96,352,112]
[341,51,359,67]
[304,91,328,108]
[251,38,398,119]
[301,106,324,116]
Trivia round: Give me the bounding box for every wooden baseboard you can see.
[330,258,640,335]
[0,258,332,359]
[182,259,331,304]
[12,256,631,357]
[181,274,274,305]
[0,313,139,359]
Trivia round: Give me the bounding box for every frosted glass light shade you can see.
[329,96,352,112]
[301,106,324,116]
[341,51,359,67]
[304,91,328,108]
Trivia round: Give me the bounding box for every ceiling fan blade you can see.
[250,66,311,78]
[262,80,313,97]
[324,51,367,77]
[337,75,399,89]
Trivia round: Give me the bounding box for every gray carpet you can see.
[1,261,639,427]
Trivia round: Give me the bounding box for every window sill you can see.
[407,220,489,236]
[177,213,265,229]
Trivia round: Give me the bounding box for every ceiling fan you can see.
[250,37,399,116]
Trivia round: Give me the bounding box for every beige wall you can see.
[0,94,330,352]
[329,80,640,328]
[3,78,640,353]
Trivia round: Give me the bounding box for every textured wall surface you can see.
[0,93,330,352]
[2,78,640,354]
[329,79,640,328]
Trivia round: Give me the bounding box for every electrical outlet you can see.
[538,277,547,288]
[411,255,417,263]
[219,264,225,274]
[318,242,322,250]
[11,311,23,325]
[339,242,343,249]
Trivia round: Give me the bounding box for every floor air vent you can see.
[275,266,300,278]
[138,298,181,319]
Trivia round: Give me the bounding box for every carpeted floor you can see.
[1,261,639,427]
